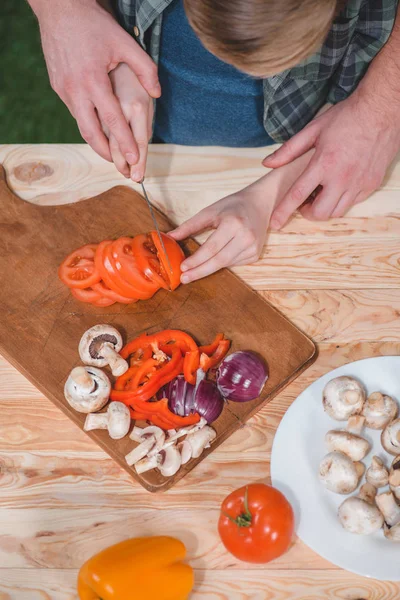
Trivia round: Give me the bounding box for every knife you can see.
[139,178,173,276]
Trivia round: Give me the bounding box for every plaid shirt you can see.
[114,0,398,142]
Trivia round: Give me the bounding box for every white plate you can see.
[271,356,400,581]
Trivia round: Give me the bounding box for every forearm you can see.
[355,4,400,122]
[246,149,314,211]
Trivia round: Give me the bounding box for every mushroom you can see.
[323,376,366,421]
[362,392,398,430]
[376,491,400,541]
[79,324,128,377]
[84,402,130,439]
[338,483,384,535]
[381,418,400,455]
[325,415,370,461]
[366,456,389,488]
[125,436,157,466]
[158,446,182,477]
[389,455,400,500]
[130,425,165,448]
[134,445,182,477]
[179,440,192,465]
[64,366,110,413]
[186,426,217,459]
[319,451,365,494]
[135,454,159,475]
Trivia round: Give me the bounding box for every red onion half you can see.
[216,351,268,402]
[157,374,224,424]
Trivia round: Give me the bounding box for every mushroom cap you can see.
[338,496,384,534]
[389,455,400,499]
[323,376,366,421]
[376,491,400,531]
[366,456,389,488]
[381,419,400,456]
[319,451,362,494]
[107,402,131,440]
[64,366,110,413]
[79,324,123,368]
[158,446,181,477]
[362,392,398,430]
[188,426,217,459]
[325,430,370,462]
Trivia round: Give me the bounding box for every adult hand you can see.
[31,0,160,164]
[264,91,400,228]
[169,178,275,283]
[106,64,153,181]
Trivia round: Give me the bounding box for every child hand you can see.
[106,63,154,181]
[169,180,274,283]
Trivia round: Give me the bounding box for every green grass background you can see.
[0,0,82,143]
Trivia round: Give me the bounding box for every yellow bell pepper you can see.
[77,536,194,600]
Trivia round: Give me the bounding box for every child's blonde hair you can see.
[184,0,341,77]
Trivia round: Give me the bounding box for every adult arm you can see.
[28,0,160,166]
[265,3,400,227]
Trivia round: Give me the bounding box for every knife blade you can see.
[140,178,173,276]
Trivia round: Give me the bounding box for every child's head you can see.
[184,0,340,77]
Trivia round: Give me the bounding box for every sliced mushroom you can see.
[338,483,384,535]
[325,415,370,461]
[362,392,398,430]
[323,376,366,421]
[366,456,389,488]
[381,418,400,455]
[376,491,400,541]
[130,425,165,452]
[79,324,128,377]
[158,446,182,477]
[84,401,130,439]
[125,436,156,466]
[389,455,400,500]
[179,440,192,465]
[135,454,159,475]
[319,451,364,494]
[187,426,217,459]
[64,366,110,413]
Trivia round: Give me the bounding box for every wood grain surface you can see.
[0,162,315,492]
[1,144,400,598]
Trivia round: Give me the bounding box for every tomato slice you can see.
[92,281,137,305]
[58,244,101,289]
[131,234,170,290]
[70,287,103,303]
[95,241,138,299]
[149,232,185,290]
[111,238,160,299]
[93,297,117,307]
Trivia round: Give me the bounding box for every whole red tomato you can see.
[218,483,295,563]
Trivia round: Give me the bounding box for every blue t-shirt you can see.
[153,0,274,147]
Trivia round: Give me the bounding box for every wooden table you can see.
[1,144,400,599]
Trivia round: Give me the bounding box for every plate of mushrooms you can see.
[271,356,400,581]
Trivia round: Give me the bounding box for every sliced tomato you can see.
[131,234,170,290]
[111,237,160,299]
[58,244,101,289]
[92,281,136,304]
[95,241,138,299]
[93,297,116,307]
[149,231,185,290]
[70,287,103,303]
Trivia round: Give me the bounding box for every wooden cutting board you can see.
[0,165,316,492]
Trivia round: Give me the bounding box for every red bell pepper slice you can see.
[199,333,224,356]
[183,350,199,385]
[200,339,231,371]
